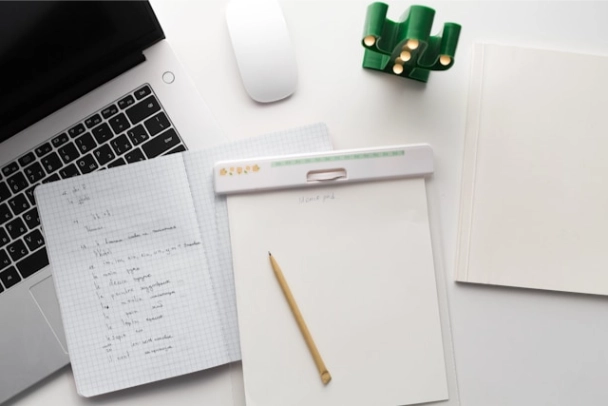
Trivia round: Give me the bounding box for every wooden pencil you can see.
[268,252,332,385]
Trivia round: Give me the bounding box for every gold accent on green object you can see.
[362,3,461,83]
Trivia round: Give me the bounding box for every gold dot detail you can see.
[364,35,376,46]
[400,51,411,62]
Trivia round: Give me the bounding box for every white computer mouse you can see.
[226,0,298,103]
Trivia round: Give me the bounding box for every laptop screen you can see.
[0,1,164,143]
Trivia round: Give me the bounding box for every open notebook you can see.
[35,124,332,396]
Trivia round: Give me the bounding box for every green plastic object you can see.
[361,3,461,83]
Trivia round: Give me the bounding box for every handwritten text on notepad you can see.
[298,191,336,204]
[58,183,202,364]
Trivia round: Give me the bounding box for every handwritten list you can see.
[36,155,230,397]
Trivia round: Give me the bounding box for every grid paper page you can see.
[183,123,333,360]
[35,155,231,397]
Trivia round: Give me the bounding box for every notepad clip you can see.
[214,144,433,194]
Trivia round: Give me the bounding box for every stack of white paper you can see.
[456,44,608,295]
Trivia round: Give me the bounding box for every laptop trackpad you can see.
[30,276,68,353]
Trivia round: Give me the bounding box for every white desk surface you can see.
[11,1,608,406]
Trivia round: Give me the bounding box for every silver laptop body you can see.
[0,3,223,403]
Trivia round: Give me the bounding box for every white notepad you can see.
[455,44,608,295]
[227,174,449,405]
[35,124,332,396]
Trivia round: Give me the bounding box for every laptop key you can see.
[24,229,44,252]
[0,249,10,271]
[92,123,114,144]
[7,173,28,194]
[110,134,133,156]
[85,114,102,129]
[109,113,130,135]
[101,104,119,119]
[144,112,171,136]
[165,145,187,156]
[0,266,21,289]
[41,152,63,174]
[93,145,116,166]
[51,133,69,148]
[127,125,149,146]
[125,148,145,164]
[0,228,8,247]
[126,95,161,125]
[77,154,99,174]
[58,143,80,164]
[59,164,80,179]
[0,204,11,225]
[2,162,19,177]
[7,240,28,262]
[18,152,36,168]
[35,142,53,158]
[107,158,126,168]
[24,162,45,183]
[142,129,180,158]
[68,123,86,138]
[75,132,97,153]
[134,85,151,100]
[17,248,49,279]
[0,182,10,203]
[23,207,40,230]
[24,186,37,205]
[6,218,27,239]
[42,173,61,184]
[118,95,135,109]
[8,194,29,216]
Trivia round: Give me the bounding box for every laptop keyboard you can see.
[0,84,187,295]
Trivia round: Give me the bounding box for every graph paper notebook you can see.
[35,123,332,397]
[455,44,608,296]
[222,146,452,406]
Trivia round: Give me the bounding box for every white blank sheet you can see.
[228,178,449,406]
[455,44,608,295]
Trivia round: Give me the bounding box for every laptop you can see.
[0,2,224,403]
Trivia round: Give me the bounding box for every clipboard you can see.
[215,144,459,406]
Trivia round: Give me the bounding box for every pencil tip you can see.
[268,251,271,256]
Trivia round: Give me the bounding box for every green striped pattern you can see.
[271,150,404,167]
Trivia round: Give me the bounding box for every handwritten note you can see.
[36,155,231,397]
[298,191,336,205]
